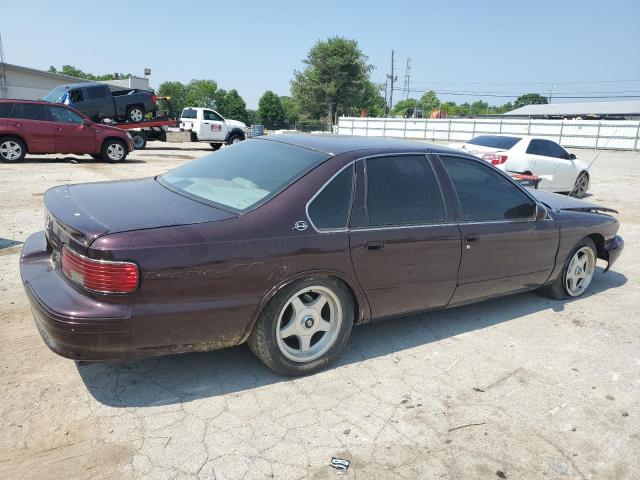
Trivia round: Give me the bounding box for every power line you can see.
[408,79,640,86]
[394,87,640,99]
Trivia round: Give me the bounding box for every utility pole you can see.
[386,50,397,113]
[0,33,7,99]
[384,77,388,115]
[548,83,554,103]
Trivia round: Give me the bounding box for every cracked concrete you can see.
[1,143,639,479]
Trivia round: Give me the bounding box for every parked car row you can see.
[20,135,623,376]
[0,99,133,163]
[449,134,590,197]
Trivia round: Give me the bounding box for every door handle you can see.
[365,240,384,251]
[464,233,479,242]
[11,122,22,127]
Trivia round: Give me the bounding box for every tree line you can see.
[49,39,548,129]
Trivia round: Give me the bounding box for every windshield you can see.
[42,86,69,103]
[160,139,331,212]
[467,135,522,150]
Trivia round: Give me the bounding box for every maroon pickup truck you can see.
[0,100,134,163]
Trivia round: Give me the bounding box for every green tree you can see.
[514,93,548,109]
[47,65,133,81]
[470,100,489,116]
[218,89,248,123]
[257,90,285,129]
[360,81,386,117]
[157,81,188,116]
[280,96,300,126]
[291,36,374,125]
[392,98,418,117]
[418,90,440,116]
[186,79,219,109]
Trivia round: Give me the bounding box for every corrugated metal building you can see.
[0,63,150,100]
[504,101,640,120]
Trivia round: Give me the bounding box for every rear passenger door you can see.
[9,103,56,153]
[438,154,558,305]
[349,154,461,319]
[81,85,113,120]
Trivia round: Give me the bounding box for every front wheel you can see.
[248,277,354,376]
[571,172,589,198]
[101,139,128,163]
[536,237,597,300]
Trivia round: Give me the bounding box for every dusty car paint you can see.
[19,135,624,362]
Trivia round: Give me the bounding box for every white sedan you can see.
[449,135,590,197]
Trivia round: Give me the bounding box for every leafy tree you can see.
[257,90,285,128]
[291,36,374,125]
[157,81,188,116]
[218,89,248,123]
[360,81,386,117]
[514,93,548,109]
[393,98,418,117]
[470,100,489,116]
[47,65,133,81]
[246,109,258,126]
[418,90,440,116]
[185,79,219,109]
[280,96,300,126]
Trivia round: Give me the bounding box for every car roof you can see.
[49,82,104,90]
[0,98,65,106]
[254,134,462,156]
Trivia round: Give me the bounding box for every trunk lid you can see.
[44,178,236,253]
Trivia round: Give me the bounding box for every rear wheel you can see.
[132,132,147,150]
[536,237,597,300]
[126,106,145,123]
[0,137,26,163]
[101,139,128,163]
[571,171,589,198]
[248,277,354,376]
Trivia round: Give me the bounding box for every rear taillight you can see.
[61,245,139,294]
[482,153,509,165]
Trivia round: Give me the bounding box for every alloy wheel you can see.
[0,140,22,161]
[565,246,596,297]
[275,286,342,363]
[107,143,125,161]
[130,109,143,122]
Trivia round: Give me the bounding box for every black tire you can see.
[210,143,222,151]
[536,237,597,300]
[126,105,145,123]
[570,171,589,198]
[0,136,27,163]
[132,132,147,150]
[227,134,243,145]
[90,154,101,160]
[101,139,128,163]
[248,276,354,376]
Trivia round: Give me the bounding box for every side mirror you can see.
[83,119,91,127]
[535,203,548,221]
[569,153,577,160]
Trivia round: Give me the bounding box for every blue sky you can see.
[2,0,639,108]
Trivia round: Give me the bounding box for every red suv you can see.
[0,100,134,163]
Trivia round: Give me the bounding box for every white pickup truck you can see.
[179,107,247,150]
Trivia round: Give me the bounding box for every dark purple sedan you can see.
[20,135,623,375]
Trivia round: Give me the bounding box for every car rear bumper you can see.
[603,235,624,272]
[20,231,130,361]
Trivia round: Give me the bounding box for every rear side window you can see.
[11,103,50,121]
[441,155,535,221]
[0,103,15,118]
[308,165,354,230]
[365,155,445,227]
[467,135,521,150]
[526,139,548,156]
[181,108,197,119]
[85,86,109,100]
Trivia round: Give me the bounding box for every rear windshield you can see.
[467,135,521,150]
[42,86,69,103]
[181,108,197,119]
[160,139,331,212]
